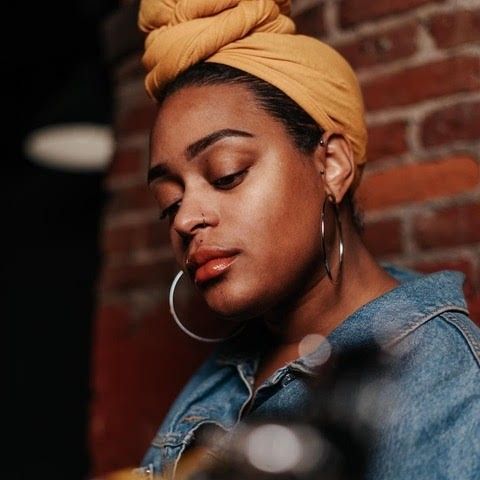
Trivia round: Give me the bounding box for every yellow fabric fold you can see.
[138,0,367,186]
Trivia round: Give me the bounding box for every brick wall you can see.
[313,0,480,320]
[90,0,480,475]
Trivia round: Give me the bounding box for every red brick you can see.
[98,258,177,292]
[413,202,480,249]
[116,103,157,135]
[468,293,480,326]
[428,9,480,48]
[357,155,480,211]
[102,221,170,254]
[105,147,145,183]
[362,218,403,256]
[337,22,418,70]
[367,120,408,162]
[362,55,480,111]
[294,3,325,37]
[340,0,438,27]
[106,185,157,213]
[412,258,477,298]
[421,100,480,147]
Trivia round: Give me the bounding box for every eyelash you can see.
[159,168,249,221]
[212,169,248,189]
[159,202,180,221]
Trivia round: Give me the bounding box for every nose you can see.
[173,210,206,240]
[172,191,216,241]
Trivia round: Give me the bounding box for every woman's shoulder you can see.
[373,262,478,366]
[417,308,480,366]
[328,262,478,359]
[370,310,480,479]
[366,268,480,479]
[389,307,480,382]
[379,262,479,360]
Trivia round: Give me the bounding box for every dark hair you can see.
[159,62,363,231]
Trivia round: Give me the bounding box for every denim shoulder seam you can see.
[440,311,480,368]
[385,306,470,349]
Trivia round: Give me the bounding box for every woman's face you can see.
[149,83,327,321]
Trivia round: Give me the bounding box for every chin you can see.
[201,275,276,323]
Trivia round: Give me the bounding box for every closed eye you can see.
[159,169,249,222]
[159,201,181,221]
[212,169,249,189]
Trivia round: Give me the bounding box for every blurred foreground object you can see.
[92,344,396,480]
[183,344,395,480]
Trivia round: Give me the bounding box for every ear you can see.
[313,133,355,203]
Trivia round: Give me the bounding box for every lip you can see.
[186,246,241,284]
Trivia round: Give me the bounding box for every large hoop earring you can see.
[321,194,344,285]
[168,270,246,343]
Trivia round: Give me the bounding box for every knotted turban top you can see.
[138,0,367,187]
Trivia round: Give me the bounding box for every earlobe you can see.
[321,133,355,203]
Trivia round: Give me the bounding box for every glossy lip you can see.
[186,246,241,284]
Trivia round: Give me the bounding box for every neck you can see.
[263,217,399,346]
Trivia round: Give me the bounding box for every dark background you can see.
[5,2,117,478]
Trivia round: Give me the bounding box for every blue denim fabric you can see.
[137,264,480,479]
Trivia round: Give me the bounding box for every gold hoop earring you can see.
[321,195,344,284]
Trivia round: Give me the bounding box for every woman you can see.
[135,1,480,479]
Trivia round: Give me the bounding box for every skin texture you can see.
[148,84,398,385]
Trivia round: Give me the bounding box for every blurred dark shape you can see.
[5,1,117,479]
[187,344,395,480]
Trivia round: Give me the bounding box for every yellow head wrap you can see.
[138,0,367,187]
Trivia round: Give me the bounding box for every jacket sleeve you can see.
[369,312,480,480]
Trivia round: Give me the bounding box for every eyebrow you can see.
[186,128,253,159]
[147,128,254,184]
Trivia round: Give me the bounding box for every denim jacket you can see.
[137,265,480,479]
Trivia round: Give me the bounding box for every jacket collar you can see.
[298,264,468,372]
[216,265,468,372]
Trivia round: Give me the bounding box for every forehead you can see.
[150,83,275,158]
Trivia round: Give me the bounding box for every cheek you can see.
[243,162,322,264]
[212,163,322,309]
